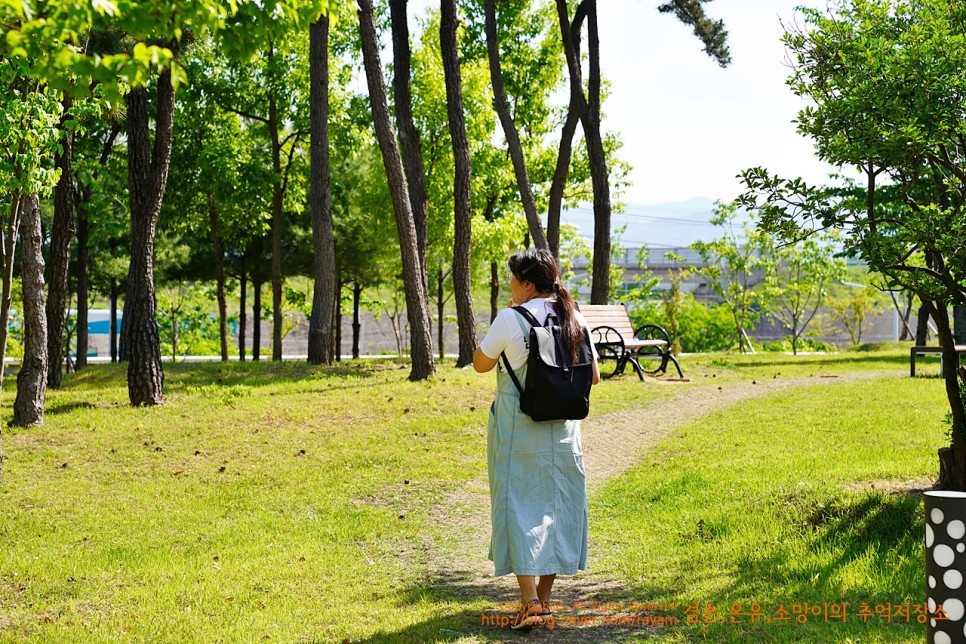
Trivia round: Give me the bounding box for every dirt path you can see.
[423,370,900,643]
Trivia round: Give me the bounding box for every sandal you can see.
[510,599,554,631]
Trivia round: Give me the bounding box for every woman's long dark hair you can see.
[508,249,583,362]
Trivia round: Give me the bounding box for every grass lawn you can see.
[0,347,951,642]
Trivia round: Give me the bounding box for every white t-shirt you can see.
[479,298,597,371]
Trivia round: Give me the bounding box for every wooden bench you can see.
[910,345,966,377]
[580,303,683,380]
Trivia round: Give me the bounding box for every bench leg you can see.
[910,350,916,377]
[614,353,629,378]
[667,353,684,378]
[627,356,645,381]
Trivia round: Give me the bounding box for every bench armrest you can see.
[591,325,626,350]
[633,323,672,346]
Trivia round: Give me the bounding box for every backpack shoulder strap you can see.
[500,306,539,397]
[511,305,541,328]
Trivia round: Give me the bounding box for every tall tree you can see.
[308,13,338,365]
[555,0,730,301]
[440,0,476,367]
[209,52,304,361]
[390,0,431,271]
[547,1,586,257]
[357,0,435,380]
[577,0,612,303]
[13,192,47,425]
[124,68,175,405]
[0,62,62,428]
[483,0,549,251]
[741,0,966,488]
[45,102,75,388]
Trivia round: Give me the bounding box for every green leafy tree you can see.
[739,0,966,488]
[825,283,882,346]
[357,0,436,380]
[554,0,730,302]
[0,58,63,429]
[691,201,775,353]
[768,234,845,355]
[163,43,272,362]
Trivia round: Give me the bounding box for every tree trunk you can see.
[109,278,118,362]
[583,0,612,304]
[46,115,75,389]
[75,203,89,370]
[929,300,966,490]
[308,14,338,366]
[269,87,284,362]
[123,69,175,406]
[484,196,499,323]
[917,301,930,345]
[548,1,587,258]
[253,279,262,361]
[0,189,24,398]
[390,0,430,271]
[484,0,548,251]
[353,281,362,359]
[239,264,247,361]
[14,193,48,426]
[556,0,611,302]
[441,0,477,367]
[207,194,230,361]
[335,279,343,361]
[547,105,579,259]
[437,266,445,361]
[358,0,436,381]
[955,304,966,345]
[117,250,128,362]
[895,290,914,341]
[490,262,499,323]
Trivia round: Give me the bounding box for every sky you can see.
[595,0,838,206]
[404,0,842,207]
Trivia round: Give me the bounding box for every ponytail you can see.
[553,281,584,364]
[509,248,584,363]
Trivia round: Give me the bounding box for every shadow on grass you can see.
[44,401,99,416]
[351,570,670,643]
[53,360,409,396]
[611,491,926,642]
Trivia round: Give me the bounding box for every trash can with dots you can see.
[926,491,966,643]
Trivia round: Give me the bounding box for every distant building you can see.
[566,246,768,303]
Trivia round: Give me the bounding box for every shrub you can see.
[629,294,735,353]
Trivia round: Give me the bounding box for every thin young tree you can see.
[13,193,47,426]
[440,0,476,367]
[45,102,75,388]
[357,0,435,380]
[390,0,431,272]
[483,0,548,251]
[308,12,338,365]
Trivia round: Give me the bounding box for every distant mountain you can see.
[552,197,722,250]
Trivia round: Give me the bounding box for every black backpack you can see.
[500,306,595,422]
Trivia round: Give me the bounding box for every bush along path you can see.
[424,367,925,644]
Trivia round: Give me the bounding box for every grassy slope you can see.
[593,355,943,643]
[0,348,950,642]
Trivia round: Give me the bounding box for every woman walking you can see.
[473,248,600,630]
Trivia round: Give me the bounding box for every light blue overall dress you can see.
[487,311,589,577]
